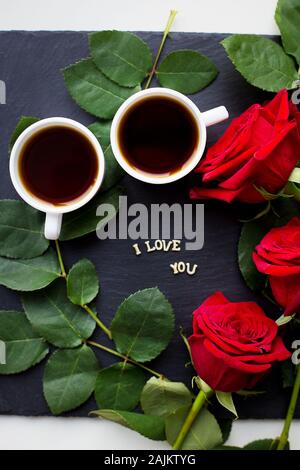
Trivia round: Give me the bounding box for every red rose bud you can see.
[188,292,290,392]
[253,217,300,316]
[190,90,300,203]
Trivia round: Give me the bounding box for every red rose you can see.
[190,90,300,203]
[253,217,300,316]
[188,292,290,392]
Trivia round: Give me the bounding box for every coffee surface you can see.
[118,96,199,175]
[19,126,98,205]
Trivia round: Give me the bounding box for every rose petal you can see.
[270,274,300,313]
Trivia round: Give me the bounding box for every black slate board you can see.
[0,31,298,419]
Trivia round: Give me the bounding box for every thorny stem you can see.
[87,340,165,379]
[144,10,177,89]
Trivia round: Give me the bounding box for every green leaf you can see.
[89,120,111,149]
[89,30,152,87]
[0,248,60,292]
[43,345,99,415]
[0,311,49,374]
[166,406,223,450]
[214,445,242,450]
[244,439,289,450]
[222,35,299,92]
[92,409,165,441]
[60,185,124,241]
[156,50,218,94]
[89,121,124,192]
[281,360,296,388]
[67,259,99,306]
[239,220,271,292]
[141,377,193,418]
[272,198,300,224]
[63,58,140,119]
[216,391,238,419]
[9,116,39,152]
[276,0,300,65]
[217,418,233,443]
[95,362,146,411]
[22,279,96,348]
[111,288,175,363]
[0,200,49,259]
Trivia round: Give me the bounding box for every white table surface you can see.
[0,0,299,451]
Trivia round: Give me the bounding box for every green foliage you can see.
[0,200,48,259]
[275,0,300,65]
[216,391,238,418]
[92,409,165,440]
[281,360,296,388]
[67,259,99,306]
[238,221,268,293]
[166,406,223,450]
[217,438,289,450]
[0,248,60,291]
[141,377,193,418]
[157,50,218,94]
[89,30,152,87]
[111,288,174,362]
[222,35,299,92]
[94,362,146,411]
[217,418,233,443]
[22,279,96,348]
[63,59,140,119]
[243,439,289,450]
[43,345,99,415]
[0,311,49,374]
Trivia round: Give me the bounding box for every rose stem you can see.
[82,305,112,340]
[277,364,300,450]
[87,340,165,379]
[54,240,112,339]
[55,240,67,278]
[144,9,177,89]
[172,388,214,450]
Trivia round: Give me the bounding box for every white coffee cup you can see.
[110,87,229,185]
[10,117,105,240]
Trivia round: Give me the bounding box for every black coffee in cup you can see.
[117,96,199,175]
[19,126,99,205]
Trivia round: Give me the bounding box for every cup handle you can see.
[44,213,63,240]
[202,106,229,127]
